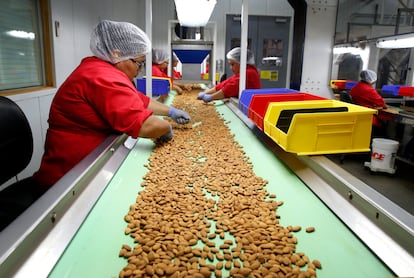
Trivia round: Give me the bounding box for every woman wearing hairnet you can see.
[152,48,192,95]
[198,47,261,102]
[32,20,191,192]
[350,69,387,135]
[172,52,182,79]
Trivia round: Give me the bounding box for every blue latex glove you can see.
[202,94,213,103]
[168,107,191,124]
[158,124,173,142]
[197,92,206,99]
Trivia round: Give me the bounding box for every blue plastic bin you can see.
[345,81,357,90]
[239,88,298,116]
[381,85,400,96]
[136,78,171,96]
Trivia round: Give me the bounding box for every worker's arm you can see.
[147,99,191,124]
[139,116,171,139]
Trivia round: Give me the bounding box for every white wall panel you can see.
[151,0,176,49]
[229,0,243,14]
[112,0,145,28]
[50,0,78,86]
[51,0,147,88]
[267,0,293,16]
[228,0,292,15]
[209,0,230,62]
[72,0,111,61]
[301,2,337,98]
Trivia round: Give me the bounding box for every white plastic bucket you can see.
[370,138,399,171]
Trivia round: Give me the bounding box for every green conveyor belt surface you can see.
[49,98,393,278]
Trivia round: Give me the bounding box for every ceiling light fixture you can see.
[174,0,217,27]
[376,33,414,49]
[333,45,362,55]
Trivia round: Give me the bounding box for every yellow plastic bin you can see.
[263,100,377,155]
[330,79,349,90]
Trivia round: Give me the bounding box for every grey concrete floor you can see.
[327,153,414,215]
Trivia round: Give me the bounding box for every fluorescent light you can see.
[262,57,281,61]
[5,30,35,40]
[174,0,216,27]
[376,33,414,49]
[333,46,361,55]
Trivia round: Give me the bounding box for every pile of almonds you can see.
[119,91,321,277]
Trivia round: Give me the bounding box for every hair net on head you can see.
[152,49,170,64]
[360,69,377,83]
[226,47,255,65]
[172,52,179,63]
[90,20,151,64]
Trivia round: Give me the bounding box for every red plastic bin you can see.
[330,80,350,90]
[239,88,298,116]
[398,86,414,97]
[248,93,327,130]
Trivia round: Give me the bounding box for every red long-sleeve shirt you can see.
[173,69,182,79]
[152,64,169,78]
[33,57,152,190]
[152,64,174,86]
[350,81,386,126]
[215,65,261,98]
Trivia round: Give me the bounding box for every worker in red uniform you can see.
[32,20,191,192]
[172,52,182,80]
[197,47,261,102]
[152,49,191,95]
[350,69,387,136]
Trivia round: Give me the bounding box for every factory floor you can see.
[327,153,414,216]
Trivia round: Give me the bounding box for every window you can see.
[262,39,283,67]
[0,0,53,94]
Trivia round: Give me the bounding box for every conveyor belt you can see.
[51,94,397,277]
[226,98,414,276]
[1,92,412,277]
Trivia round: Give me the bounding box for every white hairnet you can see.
[152,49,169,64]
[360,69,377,83]
[90,20,151,64]
[226,47,255,65]
[172,52,179,63]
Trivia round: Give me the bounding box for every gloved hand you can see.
[202,94,213,103]
[158,124,173,142]
[197,91,206,99]
[168,107,191,124]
